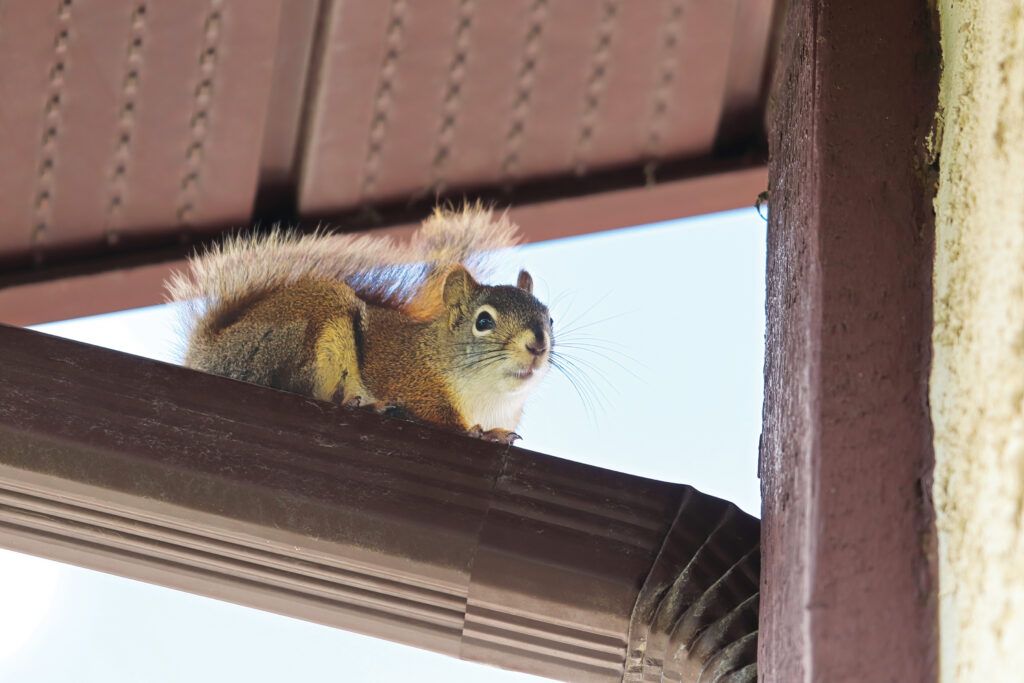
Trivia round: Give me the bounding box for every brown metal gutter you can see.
[0,324,758,682]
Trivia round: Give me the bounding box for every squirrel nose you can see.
[526,338,547,357]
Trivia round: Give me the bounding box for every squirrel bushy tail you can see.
[166,203,520,343]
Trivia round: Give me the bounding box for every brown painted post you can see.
[760,0,939,681]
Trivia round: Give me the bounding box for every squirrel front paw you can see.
[342,396,392,414]
[466,425,521,445]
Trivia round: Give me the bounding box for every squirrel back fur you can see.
[167,204,519,340]
[165,204,551,443]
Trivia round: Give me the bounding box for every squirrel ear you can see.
[516,269,533,294]
[442,266,478,308]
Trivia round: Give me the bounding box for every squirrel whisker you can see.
[551,342,646,381]
[551,351,613,405]
[549,356,605,424]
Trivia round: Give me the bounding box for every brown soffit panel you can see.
[0,0,281,261]
[0,0,776,277]
[639,0,737,161]
[256,0,323,190]
[0,324,760,682]
[0,164,766,326]
[716,0,776,149]
[497,0,607,183]
[297,0,751,215]
[297,0,396,210]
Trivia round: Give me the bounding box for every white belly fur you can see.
[462,393,526,431]
[451,379,537,431]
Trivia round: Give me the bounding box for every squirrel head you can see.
[440,265,553,396]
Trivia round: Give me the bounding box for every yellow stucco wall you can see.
[932,1,1024,681]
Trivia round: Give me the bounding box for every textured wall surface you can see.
[932,1,1024,681]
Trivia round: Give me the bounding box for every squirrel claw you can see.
[467,425,521,445]
[343,396,392,414]
[363,401,393,415]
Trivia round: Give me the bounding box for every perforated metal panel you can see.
[0,0,775,315]
[0,0,282,259]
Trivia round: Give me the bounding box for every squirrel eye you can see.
[549,317,554,328]
[475,311,496,332]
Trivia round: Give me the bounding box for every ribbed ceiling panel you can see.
[0,0,774,270]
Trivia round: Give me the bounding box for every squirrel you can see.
[166,205,553,444]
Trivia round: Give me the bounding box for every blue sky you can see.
[0,208,766,682]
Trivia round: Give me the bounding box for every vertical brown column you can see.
[760,1,939,681]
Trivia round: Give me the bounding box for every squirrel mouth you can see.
[509,355,549,381]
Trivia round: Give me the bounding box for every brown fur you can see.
[166,205,551,435]
[184,278,364,399]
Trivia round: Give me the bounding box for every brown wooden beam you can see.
[0,164,765,326]
[760,0,939,680]
[0,324,759,682]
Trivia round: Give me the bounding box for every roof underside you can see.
[0,0,777,323]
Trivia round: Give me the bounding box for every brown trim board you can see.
[0,165,765,326]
